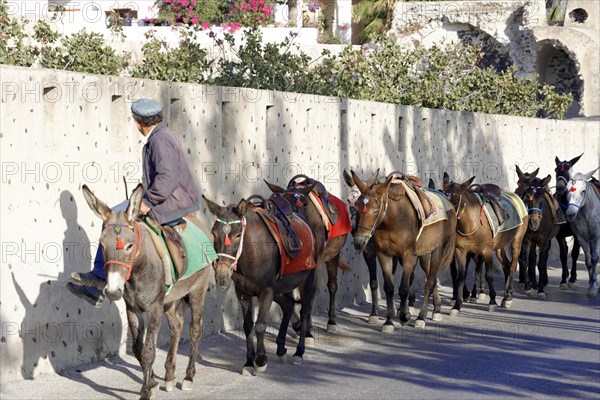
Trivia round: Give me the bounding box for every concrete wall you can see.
[1,65,599,385]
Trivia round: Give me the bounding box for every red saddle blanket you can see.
[308,193,352,240]
[254,208,317,277]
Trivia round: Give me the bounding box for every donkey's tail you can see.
[440,226,457,273]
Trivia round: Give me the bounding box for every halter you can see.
[103,222,142,281]
[215,217,247,271]
[524,186,544,216]
[355,192,388,241]
[566,179,588,212]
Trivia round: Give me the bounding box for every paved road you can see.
[2,264,599,400]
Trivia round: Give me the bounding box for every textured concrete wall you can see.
[1,65,599,384]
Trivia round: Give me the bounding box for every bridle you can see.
[103,222,142,281]
[523,186,545,217]
[215,216,247,271]
[355,191,388,241]
[566,179,588,213]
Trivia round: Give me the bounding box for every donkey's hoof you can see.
[414,319,426,329]
[518,282,525,289]
[241,366,254,376]
[537,292,546,299]
[449,309,460,318]
[587,288,598,297]
[488,304,497,312]
[381,323,395,333]
[525,289,534,296]
[150,384,159,398]
[469,297,478,304]
[501,299,513,308]
[255,363,268,374]
[278,355,287,364]
[292,356,303,365]
[181,379,193,391]
[165,379,176,392]
[304,336,315,347]
[477,293,489,301]
[568,281,577,289]
[367,315,379,324]
[327,323,339,334]
[432,312,443,322]
[559,283,567,289]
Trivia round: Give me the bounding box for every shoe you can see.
[71,271,106,290]
[66,282,104,308]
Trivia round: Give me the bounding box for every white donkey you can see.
[565,169,600,297]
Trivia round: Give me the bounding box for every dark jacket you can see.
[142,124,199,224]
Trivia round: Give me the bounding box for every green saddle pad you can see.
[143,218,217,283]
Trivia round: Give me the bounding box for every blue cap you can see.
[131,98,163,117]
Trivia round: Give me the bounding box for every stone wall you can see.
[1,65,599,384]
[389,0,600,117]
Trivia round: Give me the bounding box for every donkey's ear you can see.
[366,168,380,187]
[443,172,450,185]
[82,185,112,221]
[264,180,284,193]
[203,195,222,217]
[583,168,599,181]
[515,165,527,182]
[530,168,540,179]
[297,182,317,197]
[236,199,248,216]
[428,178,436,190]
[554,156,561,166]
[570,153,583,166]
[460,176,476,192]
[125,184,144,223]
[342,170,353,187]
[541,174,552,187]
[351,170,369,195]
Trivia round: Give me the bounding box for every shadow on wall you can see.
[10,190,129,398]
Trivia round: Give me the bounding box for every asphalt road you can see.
[2,264,599,400]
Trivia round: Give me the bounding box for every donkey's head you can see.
[82,184,144,301]
[522,175,552,231]
[555,153,583,196]
[442,172,475,211]
[349,170,401,252]
[203,196,247,289]
[566,169,599,221]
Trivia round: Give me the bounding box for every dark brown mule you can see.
[265,176,350,333]
[442,173,529,314]
[82,184,211,400]
[203,195,318,374]
[516,172,560,298]
[351,171,457,332]
[343,170,415,324]
[554,154,582,288]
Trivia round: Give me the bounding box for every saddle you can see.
[287,175,339,225]
[390,175,433,220]
[248,195,302,258]
[470,183,508,226]
[142,216,188,285]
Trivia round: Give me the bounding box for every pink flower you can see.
[201,21,210,30]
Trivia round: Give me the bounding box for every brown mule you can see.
[82,184,212,400]
[442,173,529,314]
[351,171,457,332]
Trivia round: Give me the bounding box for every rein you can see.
[103,222,142,281]
[215,217,247,271]
[454,192,484,237]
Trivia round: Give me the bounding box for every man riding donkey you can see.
[67,98,211,306]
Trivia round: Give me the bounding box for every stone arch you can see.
[536,40,583,117]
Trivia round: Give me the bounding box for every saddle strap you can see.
[139,222,173,286]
